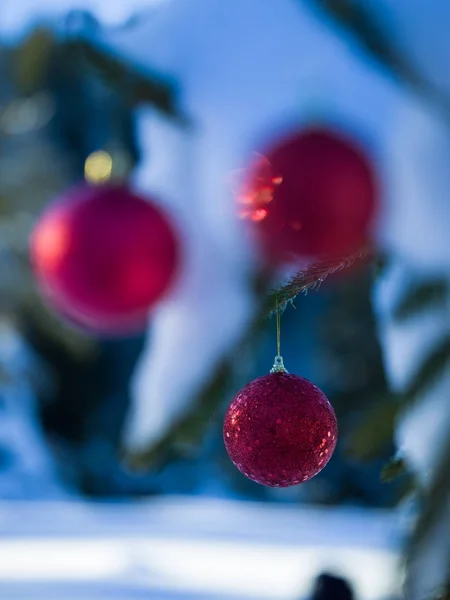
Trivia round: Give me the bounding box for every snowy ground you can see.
[0,496,404,600]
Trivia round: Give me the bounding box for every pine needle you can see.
[401,337,450,407]
[267,249,369,315]
[393,280,448,321]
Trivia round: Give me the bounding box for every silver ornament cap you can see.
[270,355,288,373]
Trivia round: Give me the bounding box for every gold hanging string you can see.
[271,291,287,373]
[276,291,281,357]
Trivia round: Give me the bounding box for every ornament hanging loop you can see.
[271,354,288,373]
[271,292,288,373]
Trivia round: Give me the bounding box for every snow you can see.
[380,98,450,273]
[124,110,255,452]
[0,497,403,600]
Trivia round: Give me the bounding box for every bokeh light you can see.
[84,150,113,184]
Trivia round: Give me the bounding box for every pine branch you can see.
[123,360,232,472]
[403,342,450,595]
[309,0,414,79]
[308,0,450,116]
[64,41,187,122]
[401,336,450,407]
[407,433,450,595]
[123,273,271,471]
[381,455,407,483]
[131,257,373,465]
[346,397,398,461]
[267,249,369,315]
[393,280,448,321]
[13,29,186,122]
[346,334,450,475]
[13,28,56,94]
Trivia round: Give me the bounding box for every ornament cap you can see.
[270,355,288,373]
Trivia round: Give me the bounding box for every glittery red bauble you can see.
[223,372,338,487]
[237,128,377,263]
[30,184,179,334]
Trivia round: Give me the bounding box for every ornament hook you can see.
[271,354,288,373]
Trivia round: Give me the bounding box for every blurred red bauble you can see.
[30,184,179,334]
[237,127,377,263]
[223,371,337,487]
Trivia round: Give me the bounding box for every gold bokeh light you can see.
[84,150,113,184]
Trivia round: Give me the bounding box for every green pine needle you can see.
[347,398,398,461]
[308,0,450,115]
[381,456,407,483]
[393,280,448,321]
[401,336,450,406]
[268,250,368,315]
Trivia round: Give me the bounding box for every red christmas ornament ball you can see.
[223,372,338,487]
[238,127,377,263]
[30,183,179,334]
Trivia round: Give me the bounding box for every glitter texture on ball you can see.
[223,372,338,487]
